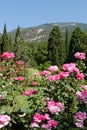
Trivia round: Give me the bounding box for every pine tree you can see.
[1,24,9,53]
[47,25,66,66]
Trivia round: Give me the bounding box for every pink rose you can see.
[62,63,76,72]
[16,61,24,65]
[75,121,84,128]
[81,85,87,91]
[23,89,37,96]
[46,100,64,115]
[40,70,51,76]
[76,73,85,80]
[30,122,39,128]
[33,72,38,76]
[76,90,87,104]
[16,76,25,81]
[42,124,51,130]
[75,111,87,121]
[59,71,69,79]
[74,52,86,60]
[33,113,46,123]
[48,119,58,128]
[76,91,81,97]
[1,52,14,59]
[48,65,58,72]
[0,115,10,128]
[31,81,37,86]
[47,75,56,81]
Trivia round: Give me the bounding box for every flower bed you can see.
[0,52,87,130]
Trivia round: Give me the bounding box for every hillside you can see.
[8,22,87,42]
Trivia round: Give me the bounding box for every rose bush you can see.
[0,51,87,129]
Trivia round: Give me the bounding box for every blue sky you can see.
[0,0,87,32]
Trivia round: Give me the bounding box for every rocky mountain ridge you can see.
[8,22,87,42]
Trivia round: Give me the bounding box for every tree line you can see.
[36,25,87,69]
[0,24,87,69]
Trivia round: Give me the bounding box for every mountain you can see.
[8,22,87,42]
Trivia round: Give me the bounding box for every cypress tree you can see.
[9,36,13,52]
[65,29,70,62]
[15,26,21,43]
[35,41,48,65]
[1,24,9,53]
[47,25,66,66]
[14,26,28,62]
[79,32,87,53]
[69,27,85,62]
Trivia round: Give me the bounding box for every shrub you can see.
[0,51,87,130]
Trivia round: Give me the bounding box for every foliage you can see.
[35,41,48,65]
[39,61,51,70]
[47,25,66,66]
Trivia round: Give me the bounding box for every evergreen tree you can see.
[9,36,13,52]
[15,26,21,43]
[65,29,70,62]
[1,24,9,53]
[47,25,66,66]
[69,27,85,62]
[26,43,38,67]
[14,26,28,62]
[80,32,87,53]
[35,41,48,65]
